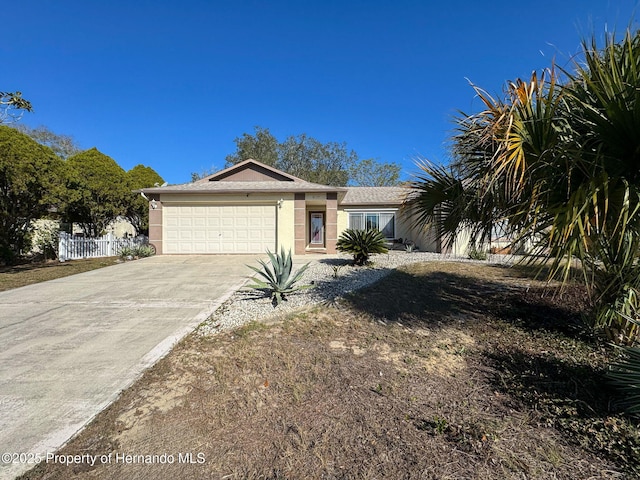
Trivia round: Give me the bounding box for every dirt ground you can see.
[19,261,640,479]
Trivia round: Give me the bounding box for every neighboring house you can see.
[140,159,456,255]
[30,217,138,256]
[70,217,137,238]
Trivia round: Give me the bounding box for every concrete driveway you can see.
[0,255,260,480]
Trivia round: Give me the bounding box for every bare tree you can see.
[14,124,81,159]
[0,91,32,124]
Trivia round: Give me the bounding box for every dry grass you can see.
[19,262,640,479]
[0,257,118,292]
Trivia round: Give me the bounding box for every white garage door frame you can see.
[163,203,277,254]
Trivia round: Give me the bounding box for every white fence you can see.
[58,232,148,261]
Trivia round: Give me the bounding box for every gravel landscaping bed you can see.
[197,251,518,335]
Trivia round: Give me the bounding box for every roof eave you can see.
[140,186,347,195]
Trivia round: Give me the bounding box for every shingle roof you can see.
[141,180,345,194]
[141,159,346,194]
[141,160,414,201]
[341,186,410,205]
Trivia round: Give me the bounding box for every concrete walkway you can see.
[0,255,260,480]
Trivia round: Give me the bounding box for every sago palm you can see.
[336,228,388,265]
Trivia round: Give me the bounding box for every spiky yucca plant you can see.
[336,228,388,266]
[247,247,310,306]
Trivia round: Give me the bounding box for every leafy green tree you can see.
[349,158,401,186]
[64,148,131,237]
[225,126,279,167]
[225,126,396,186]
[127,164,164,235]
[405,28,640,345]
[278,134,355,186]
[0,91,32,124]
[14,124,81,159]
[0,126,65,263]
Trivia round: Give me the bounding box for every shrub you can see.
[336,228,388,266]
[247,247,311,306]
[119,246,136,260]
[119,244,155,260]
[136,244,155,258]
[467,245,487,261]
[31,221,60,260]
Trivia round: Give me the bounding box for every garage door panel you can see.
[192,217,206,227]
[221,240,239,252]
[234,206,249,215]
[220,217,234,228]
[165,229,179,240]
[163,204,276,254]
[219,228,235,240]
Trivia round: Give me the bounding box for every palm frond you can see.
[608,345,640,413]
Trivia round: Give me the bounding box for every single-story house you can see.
[140,159,467,256]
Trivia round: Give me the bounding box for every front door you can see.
[310,212,325,247]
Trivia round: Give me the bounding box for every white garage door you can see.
[163,204,276,254]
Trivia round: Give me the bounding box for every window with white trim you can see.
[348,211,395,238]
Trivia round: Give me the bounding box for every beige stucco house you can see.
[140,159,446,255]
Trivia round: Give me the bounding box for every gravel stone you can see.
[197,251,518,336]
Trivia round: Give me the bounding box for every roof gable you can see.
[200,159,305,183]
[140,158,347,194]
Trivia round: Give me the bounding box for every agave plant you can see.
[608,345,640,414]
[336,228,388,266]
[247,247,310,306]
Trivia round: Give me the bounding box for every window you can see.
[348,211,395,238]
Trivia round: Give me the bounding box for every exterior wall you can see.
[396,215,439,252]
[147,191,465,256]
[106,217,136,238]
[277,195,295,253]
[337,206,440,253]
[337,208,349,236]
[154,193,296,254]
[294,193,306,254]
[148,194,163,254]
[70,217,136,238]
[449,227,471,257]
[326,192,338,253]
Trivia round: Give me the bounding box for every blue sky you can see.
[3,0,639,184]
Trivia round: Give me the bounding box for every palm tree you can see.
[405,28,640,345]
